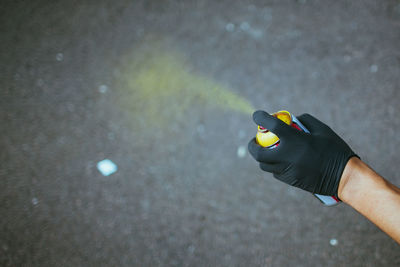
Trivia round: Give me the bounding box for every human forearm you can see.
[248,111,400,243]
[339,157,400,244]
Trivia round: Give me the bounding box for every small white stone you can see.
[240,22,250,31]
[32,198,38,205]
[226,23,235,32]
[370,64,378,73]
[97,159,118,176]
[330,238,338,246]
[99,84,108,93]
[237,146,246,158]
[56,53,64,61]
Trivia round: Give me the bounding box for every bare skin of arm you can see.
[338,157,400,244]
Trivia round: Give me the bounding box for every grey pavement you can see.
[1,0,400,266]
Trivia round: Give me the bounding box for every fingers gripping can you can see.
[256,110,340,206]
[256,110,294,149]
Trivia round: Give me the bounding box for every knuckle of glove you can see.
[301,113,312,119]
[270,118,282,132]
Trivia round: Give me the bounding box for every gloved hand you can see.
[248,110,359,197]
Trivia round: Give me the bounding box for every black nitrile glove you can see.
[248,110,359,197]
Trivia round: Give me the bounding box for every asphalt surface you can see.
[1,0,400,266]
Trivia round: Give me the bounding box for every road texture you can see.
[1,0,400,266]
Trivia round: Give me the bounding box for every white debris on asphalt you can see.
[370,64,378,73]
[237,146,246,158]
[240,22,250,31]
[330,238,338,246]
[226,23,235,32]
[99,84,108,93]
[32,197,38,205]
[97,159,118,176]
[56,53,64,61]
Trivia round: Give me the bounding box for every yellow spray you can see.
[117,39,255,128]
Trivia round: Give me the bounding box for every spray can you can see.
[256,110,340,206]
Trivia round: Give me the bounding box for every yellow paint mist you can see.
[117,40,254,127]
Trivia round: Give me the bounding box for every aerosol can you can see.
[256,110,340,206]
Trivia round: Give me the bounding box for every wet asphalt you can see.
[1,0,400,266]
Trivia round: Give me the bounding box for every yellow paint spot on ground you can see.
[117,40,254,127]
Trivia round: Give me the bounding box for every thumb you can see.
[253,110,292,138]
